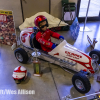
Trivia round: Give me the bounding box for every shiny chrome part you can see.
[40,52,77,72]
[92,60,99,73]
[31,52,41,57]
[62,92,100,100]
[75,79,85,90]
[21,46,78,73]
[91,54,99,62]
[16,53,23,62]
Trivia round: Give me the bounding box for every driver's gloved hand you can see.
[59,36,64,39]
[52,44,56,49]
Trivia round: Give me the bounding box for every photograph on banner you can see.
[0,10,16,46]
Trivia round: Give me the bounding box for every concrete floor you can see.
[0,21,100,100]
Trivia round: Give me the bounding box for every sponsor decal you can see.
[46,42,50,45]
[21,33,28,43]
[42,33,46,38]
[65,51,82,59]
[48,38,51,41]
[54,53,59,56]
[43,41,45,44]
[38,38,45,44]
[65,50,94,73]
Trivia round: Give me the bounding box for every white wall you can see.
[0,0,77,27]
[0,0,23,28]
[69,0,78,3]
[51,0,62,19]
[51,0,78,19]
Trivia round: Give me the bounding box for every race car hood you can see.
[48,40,91,63]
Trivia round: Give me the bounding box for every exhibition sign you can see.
[0,10,16,46]
[70,17,80,40]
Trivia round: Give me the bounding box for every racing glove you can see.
[59,36,64,39]
[52,44,56,49]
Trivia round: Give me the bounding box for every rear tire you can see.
[89,49,100,64]
[14,48,28,64]
[72,73,91,94]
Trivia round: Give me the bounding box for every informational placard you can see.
[0,10,16,46]
[70,17,80,40]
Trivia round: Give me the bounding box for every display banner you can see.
[0,10,16,46]
[70,17,80,40]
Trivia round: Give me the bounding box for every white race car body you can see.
[20,27,33,47]
[49,40,94,74]
[20,27,97,74]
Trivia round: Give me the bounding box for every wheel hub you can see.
[75,79,85,90]
[16,53,23,62]
[92,54,99,62]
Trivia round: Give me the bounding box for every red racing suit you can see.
[36,29,61,52]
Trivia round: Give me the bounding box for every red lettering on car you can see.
[21,33,28,43]
[65,51,82,59]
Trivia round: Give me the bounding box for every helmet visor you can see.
[40,23,48,28]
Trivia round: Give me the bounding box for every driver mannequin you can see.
[34,15,64,52]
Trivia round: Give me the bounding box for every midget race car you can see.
[14,27,100,94]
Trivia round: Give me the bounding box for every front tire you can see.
[89,49,100,64]
[72,73,91,94]
[14,48,28,64]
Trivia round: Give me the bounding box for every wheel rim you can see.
[16,53,23,62]
[75,79,85,90]
[91,54,99,62]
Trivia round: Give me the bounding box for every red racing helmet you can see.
[12,66,27,84]
[34,15,48,28]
